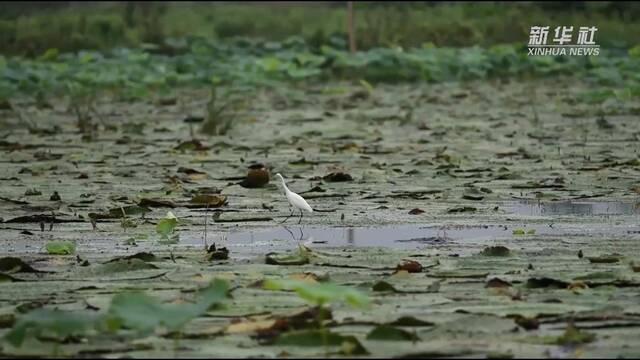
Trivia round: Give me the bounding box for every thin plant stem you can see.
[315,303,329,356]
[347,2,356,53]
[204,203,209,250]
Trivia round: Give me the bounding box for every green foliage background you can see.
[1,2,638,56]
[0,2,639,102]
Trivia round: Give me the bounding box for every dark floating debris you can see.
[175,139,210,151]
[239,163,270,188]
[49,191,61,201]
[323,172,353,182]
[207,244,230,261]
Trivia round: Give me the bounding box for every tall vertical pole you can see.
[347,1,356,53]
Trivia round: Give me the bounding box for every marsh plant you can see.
[263,277,370,354]
[65,82,101,137]
[201,85,248,136]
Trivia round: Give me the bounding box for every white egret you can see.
[274,173,313,224]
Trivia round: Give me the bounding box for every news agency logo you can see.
[527,26,599,56]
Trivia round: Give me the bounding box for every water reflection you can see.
[509,200,640,216]
[197,200,640,251]
[225,224,549,250]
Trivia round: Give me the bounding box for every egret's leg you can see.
[279,207,294,224]
[298,210,303,224]
[283,225,296,241]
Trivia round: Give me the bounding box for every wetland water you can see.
[220,200,640,250]
[2,78,640,358]
[223,221,640,250]
[507,200,640,216]
[3,201,639,254]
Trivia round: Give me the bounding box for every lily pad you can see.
[588,256,621,264]
[138,198,176,208]
[0,273,20,282]
[189,194,228,207]
[323,172,353,182]
[366,325,419,341]
[106,252,158,263]
[5,308,100,347]
[263,278,370,308]
[45,241,76,255]
[555,322,596,345]
[0,257,44,273]
[447,206,477,213]
[274,329,368,355]
[480,246,510,257]
[526,277,569,289]
[266,247,310,266]
[107,279,229,333]
[388,316,434,327]
[156,211,178,239]
[372,281,398,292]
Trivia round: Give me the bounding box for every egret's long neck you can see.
[279,177,290,194]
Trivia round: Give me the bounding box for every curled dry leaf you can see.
[394,260,423,274]
[207,244,230,261]
[512,315,539,330]
[0,257,46,274]
[265,251,310,266]
[239,164,270,188]
[323,172,353,182]
[587,255,621,264]
[189,194,228,207]
[177,167,208,181]
[175,139,210,151]
[138,198,176,208]
[485,277,512,288]
[480,246,510,257]
[447,206,476,213]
